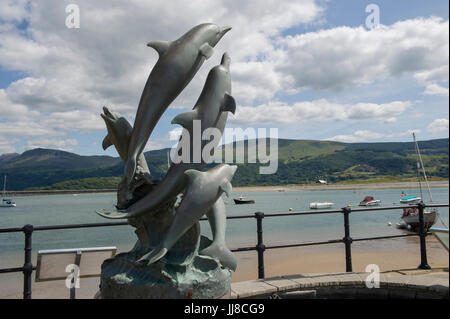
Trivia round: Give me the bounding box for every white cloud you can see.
[0,137,18,154]
[424,84,449,96]
[327,129,421,143]
[232,99,412,125]
[427,118,449,134]
[167,128,183,141]
[25,138,79,151]
[276,18,449,92]
[0,1,448,155]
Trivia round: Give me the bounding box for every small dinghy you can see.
[233,196,255,204]
[309,202,333,209]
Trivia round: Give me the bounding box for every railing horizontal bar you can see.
[33,222,129,231]
[265,239,344,249]
[352,232,431,242]
[0,227,24,233]
[230,246,257,252]
[0,267,24,273]
[0,266,36,274]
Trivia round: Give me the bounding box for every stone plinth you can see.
[99,199,231,299]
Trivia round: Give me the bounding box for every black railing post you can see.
[417,202,431,270]
[255,212,266,279]
[22,224,34,299]
[342,207,353,272]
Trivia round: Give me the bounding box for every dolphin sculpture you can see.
[138,164,238,265]
[100,107,152,208]
[200,196,237,271]
[123,23,232,200]
[96,53,235,220]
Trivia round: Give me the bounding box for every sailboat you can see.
[398,133,438,230]
[0,175,16,208]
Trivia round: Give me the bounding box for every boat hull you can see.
[309,202,333,209]
[233,199,255,204]
[401,209,439,230]
[359,200,381,207]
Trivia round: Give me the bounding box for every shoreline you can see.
[6,180,449,196]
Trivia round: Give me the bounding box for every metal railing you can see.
[0,202,448,299]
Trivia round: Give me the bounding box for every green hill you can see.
[0,138,447,190]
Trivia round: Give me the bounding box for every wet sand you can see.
[0,235,447,299]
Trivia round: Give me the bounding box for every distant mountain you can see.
[0,138,448,190]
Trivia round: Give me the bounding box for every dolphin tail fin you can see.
[102,134,113,150]
[220,93,236,114]
[200,243,237,271]
[138,247,168,265]
[220,181,232,197]
[147,40,171,56]
[171,111,196,128]
[95,210,129,219]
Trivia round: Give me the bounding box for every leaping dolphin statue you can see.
[96,53,235,219]
[138,164,238,265]
[123,23,232,200]
[100,107,152,208]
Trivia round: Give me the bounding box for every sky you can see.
[0,0,448,156]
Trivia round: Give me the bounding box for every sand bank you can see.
[233,180,449,193]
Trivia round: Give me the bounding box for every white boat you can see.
[359,196,381,206]
[399,133,438,230]
[309,202,333,209]
[0,176,16,208]
[399,194,421,204]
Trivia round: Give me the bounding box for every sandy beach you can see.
[0,235,447,299]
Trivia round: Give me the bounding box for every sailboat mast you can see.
[2,175,6,197]
[413,133,433,202]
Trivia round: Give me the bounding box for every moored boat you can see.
[400,206,439,230]
[359,196,381,206]
[233,196,255,204]
[400,194,421,204]
[309,202,333,209]
[0,176,16,208]
[399,133,438,230]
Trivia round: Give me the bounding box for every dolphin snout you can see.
[220,26,232,34]
[218,26,232,40]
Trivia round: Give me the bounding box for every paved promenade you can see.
[230,268,449,299]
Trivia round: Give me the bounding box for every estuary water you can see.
[0,187,448,262]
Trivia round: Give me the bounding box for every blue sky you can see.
[0,0,448,156]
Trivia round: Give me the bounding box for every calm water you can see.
[0,187,448,263]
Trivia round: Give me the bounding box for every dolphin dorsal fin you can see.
[147,41,171,56]
[220,180,232,197]
[102,134,113,150]
[199,43,214,59]
[220,93,236,114]
[171,111,196,128]
[185,169,203,181]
